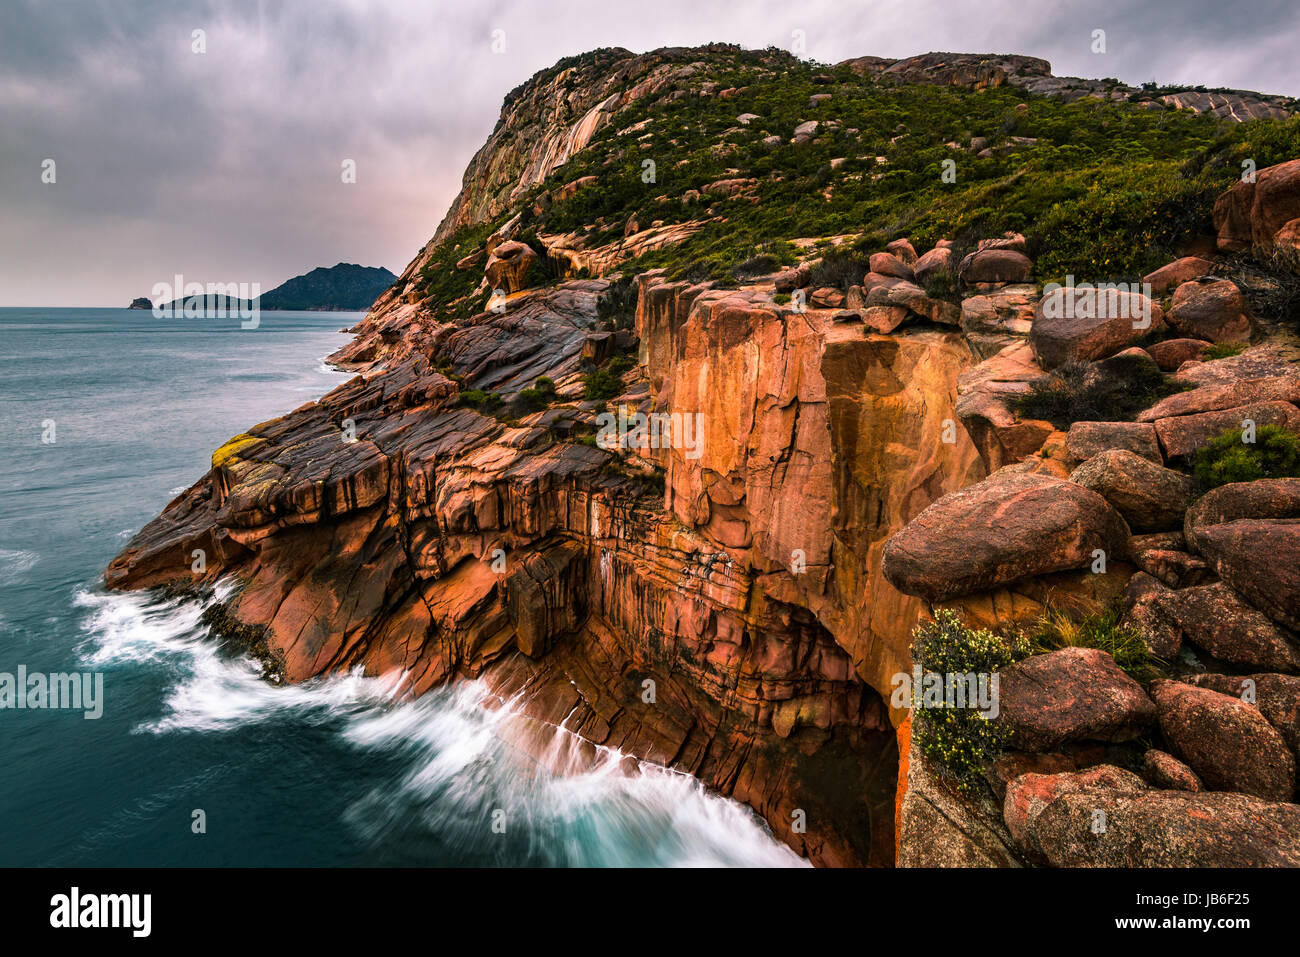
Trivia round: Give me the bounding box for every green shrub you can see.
[459,389,503,411]
[1016,355,1179,428]
[582,367,625,400]
[807,250,868,290]
[517,377,557,412]
[1193,425,1300,488]
[909,610,1028,794]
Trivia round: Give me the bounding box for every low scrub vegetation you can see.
[1193,424,1300,488]
[1015,355,1180,428]
[909,610,1028,795]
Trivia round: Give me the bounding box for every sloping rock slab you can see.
[1005,766,1300,866]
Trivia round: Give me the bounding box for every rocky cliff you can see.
[108,45,1300,866]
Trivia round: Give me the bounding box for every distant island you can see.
[135,263,397,313]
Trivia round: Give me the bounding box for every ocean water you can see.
[0,308,804,867]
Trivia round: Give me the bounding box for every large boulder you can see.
[868,251,914,280]
[1150,680,1296,801]
[1068,449,1194,532]
[1064,421,1161,463]
[1145,338,1211,372]
[997,647,1156,750]
[1029,286,1165,369]
[885,238,918,264]
[484,240,540,294]
[1142,257,1213,295]
[912,244,953,283]
[1189,673,1300,759]
[1185,478,1300,543]
[1148,580,1300,672]
[1166,279,1253,344]
[1214,158,1300,256]
[1194,520,1300,630]
[1005,766,1300,866]
[959,248,1033,284]
[1153,400,1300,459]
[882,471,1130,601]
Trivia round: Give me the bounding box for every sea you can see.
[0,307,803,867]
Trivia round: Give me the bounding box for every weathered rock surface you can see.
[1068,449,1194,531]
[1064,421,1161,463]
[1153,401,1300,459]
[1215,158,1300,255]
[1142,749,1203,791]
[1138,374,1300,421]
[1124,536,1211,589]
[1193,519,1300,630]
[959,284,1036,358]
[998,648,1156,750]
[1143,257,1213,295]
[912,244,953,283]
[1185,478,1300,540]
[882,471,1129,602]
[1166,278,1254,343]
[1029,287,1164,369]
[955,341,1054,472]
[1005,765,1300,866]
[1145,337,1211,371]
[1189,672,1300,758]
[959,248,1033,284]
[484,240,540,294]
[1150,680,1296,801]
[1135,579,1300,672]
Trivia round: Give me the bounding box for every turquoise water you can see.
[0,308,803,867]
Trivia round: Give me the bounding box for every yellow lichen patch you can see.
[212,433,264,469]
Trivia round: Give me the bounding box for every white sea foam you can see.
[75,587,808,867]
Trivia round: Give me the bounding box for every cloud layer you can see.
[1,0,1297,306]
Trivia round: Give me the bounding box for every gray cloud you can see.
[1,0,1297,305]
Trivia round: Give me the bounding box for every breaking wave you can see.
[73,587,806,867]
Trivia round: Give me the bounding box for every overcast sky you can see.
[2,0,1298,306]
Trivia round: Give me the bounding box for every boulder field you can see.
[107,45,1300,867]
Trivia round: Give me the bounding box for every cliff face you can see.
[108,44,1300,866]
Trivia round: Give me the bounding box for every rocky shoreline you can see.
[105,46,1300,866]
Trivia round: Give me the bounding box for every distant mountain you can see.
[150,263,397,313]
[260,263,399,310]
